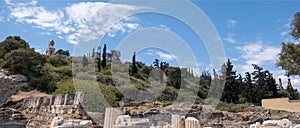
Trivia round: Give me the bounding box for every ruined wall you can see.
[262,98,300,112]
[19,92,103,127]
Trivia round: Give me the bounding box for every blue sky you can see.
[1,0,300,89]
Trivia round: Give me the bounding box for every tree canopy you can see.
[0,36,30,59]
[291,12,300,41]
[0,36,72,93]
[278,12,300,76]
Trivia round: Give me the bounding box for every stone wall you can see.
[262,98,300,112]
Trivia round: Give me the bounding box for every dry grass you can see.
[9,90,51,101]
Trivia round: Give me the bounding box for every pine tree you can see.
[265,71,279,98]
[244,72,254,103]
[221,59,239,103]
[251,64,277,104]
[153,59,159,68]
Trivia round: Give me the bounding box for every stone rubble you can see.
[50,116,92,128]
[250,118,294,128]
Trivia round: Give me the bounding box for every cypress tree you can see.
[102,44,107,69]
[132,51,137,76]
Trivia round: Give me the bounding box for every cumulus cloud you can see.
[236,40,280,65]
[233,39,300,90]
[7,0,147,45]
[8,1,74,40]
[235,40,281,74]
[227,19,237,28]
[223,34,237,43]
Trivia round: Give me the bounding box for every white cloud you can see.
[38,31,51,36]
[145,49,176,60]
[282,20,291,28]
[34,48,42,53]
[145,52,154,56]
[277,18,294,41]
[235,40,281,74]
[280,31,289,37]
[65,2,146,44]
[156,51,176,61]
[4,0,12,5]
[158,24,170,31]
[236,40,280,65]
[8,1,74,35]
[191,67,200,77]
[227,19,237,28]
[223,34,237,43]
[273,70,300,90]
[231,58,238,61]
[108,22,142,37]
[7,1,146,45]
[58,35,64,39]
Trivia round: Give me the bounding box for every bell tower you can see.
[46,40,55,56]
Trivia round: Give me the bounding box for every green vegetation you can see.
[0,36,72,93]
[278,12,300,76]
[0,35,298,108]
[0,12,300,111]
[216,101,254,112]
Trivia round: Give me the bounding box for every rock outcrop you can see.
[0,69,28,106]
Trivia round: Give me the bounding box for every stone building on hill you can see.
[46,40,55,56]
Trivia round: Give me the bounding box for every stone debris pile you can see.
[249,119,300,128]
[104,107,203,128]
[50,116,92,128]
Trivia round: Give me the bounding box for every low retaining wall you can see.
[262,98,300,112]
